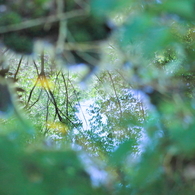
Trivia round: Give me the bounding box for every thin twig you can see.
[14,56,23,80]
[107,71,123,118]
[0,10,86,34]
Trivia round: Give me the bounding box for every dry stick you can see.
[40,52,45,75]
[39,52,63,121]
[74,48,100,66]
[39,55,76,128]
[25,60,41,108]
[28,89,43,110]
[47,86,77,128]
[52,74,78,128]
[25,78,39,108]
[44,88,56,115]
[56,0,67,54]
[40,52,62,120]
[53,74,86,132]
[57,108,79,128]
[33,61,39,75]
[65,42,101,51]
[14,56,23,80]
[0,10,86,34]
[42,76,62,122]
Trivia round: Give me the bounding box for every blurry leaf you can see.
[162,0,194,19]
[67,16,112,42]
[110,139,136,166]
[170,125,195,154]
[90,0,132,16]
[132,147,162,188]
[143,27,175,56]
[0,79,14,117]
[46,121,69,135]
[3,33,33,54]
[35,75,55,90]
[121,14,153,46]
[0,12,22,26]
[0,135,98,195]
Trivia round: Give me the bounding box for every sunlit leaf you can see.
[33,75,55,90]
[46,121,69,135]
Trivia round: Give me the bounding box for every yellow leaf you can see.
[46,121,68,135]
[33,75,55,89]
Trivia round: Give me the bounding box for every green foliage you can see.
[0,135,106,195]
[67,16,111,42]
[2,0,195,194]
[4,34,33,54]
[0,12,22,26]
[90,0,133,17]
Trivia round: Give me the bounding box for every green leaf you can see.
[109,139,137,166]
[121,14,153,46]
[162,0,194,19]
[143,27,175,56]
[90,0,132,16]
